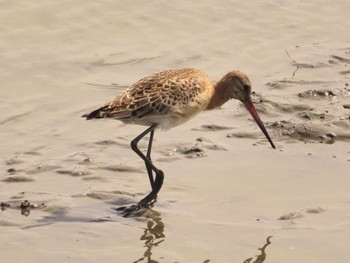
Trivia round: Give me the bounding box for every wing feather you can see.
[84,68,209,123]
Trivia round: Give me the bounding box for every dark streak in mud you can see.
[1,175,35,183]
[192,124,234,131]
[87,191,137,200]
[227,132,259,139]
[97,165,144,173]
[0,112,33,125]
[331,55,350,63]
[266,79,333,89]
[90,56,160,67]
[56,170,91,177]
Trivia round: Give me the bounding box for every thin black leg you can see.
[145,128,155,188]
[130,124,164,209]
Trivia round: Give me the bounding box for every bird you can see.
[83,68,275,215]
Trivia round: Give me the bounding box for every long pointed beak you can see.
[243,98,276,149]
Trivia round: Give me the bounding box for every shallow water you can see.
[1,1,350,262]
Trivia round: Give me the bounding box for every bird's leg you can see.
[129,124,164,209]
[145,128,155,188]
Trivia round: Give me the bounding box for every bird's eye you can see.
[243,84,250,91]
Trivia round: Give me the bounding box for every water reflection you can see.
[2,199,272,263]
[133,209,165,263]
[243,236,273,263]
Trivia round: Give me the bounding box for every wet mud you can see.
[1,2,350,262]
[238,48,350,145]
[278,207,326,220]
[1,46,349,221]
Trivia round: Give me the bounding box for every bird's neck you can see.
[206,80,231,110]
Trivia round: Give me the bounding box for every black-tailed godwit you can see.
[83,68,275,215]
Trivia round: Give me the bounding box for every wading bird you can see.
[83,68,275,214]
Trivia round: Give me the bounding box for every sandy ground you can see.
[1,1,350,262]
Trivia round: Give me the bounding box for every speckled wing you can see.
[84,68,207,123]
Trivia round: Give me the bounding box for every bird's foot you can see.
[115,195,157,217]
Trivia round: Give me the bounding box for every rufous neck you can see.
[206,80,231,110]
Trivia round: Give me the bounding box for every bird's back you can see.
[84,68,214,129]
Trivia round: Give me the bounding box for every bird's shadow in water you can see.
[115,203,272,263]
[7,198,271,263]
[200,236,273,263]
[242,236,273,263]
[127,208,165,263]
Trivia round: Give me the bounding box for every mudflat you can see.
[0,1,349,262]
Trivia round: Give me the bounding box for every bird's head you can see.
[219,70,252,102]
[215,70,276,149]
